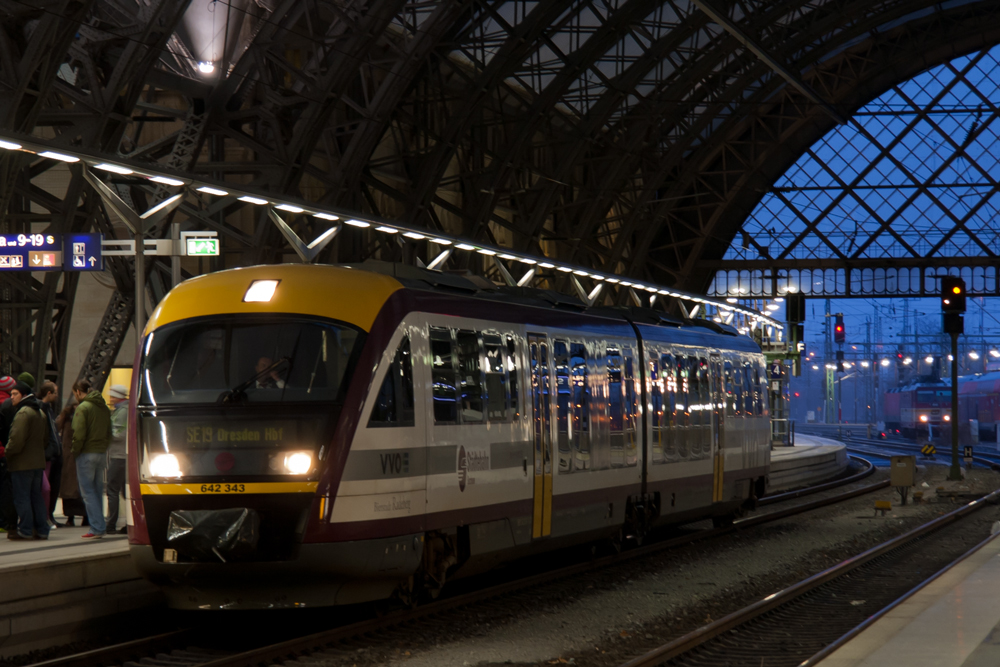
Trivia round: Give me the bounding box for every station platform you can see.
[769,434,849,492]
[819,531,1000,667]
[0,518,158,657]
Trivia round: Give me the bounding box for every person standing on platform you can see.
[37,382,62,527]
[57,399,86,526]
[70,380,110,539]
[0,375,20,533]
[5,382,50,540]
[106,385,128,535]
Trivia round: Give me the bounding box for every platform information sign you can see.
[0,233,62,271]
[63,233,103,271]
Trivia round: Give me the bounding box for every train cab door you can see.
[710,354,725,503]
[528,334,553,538]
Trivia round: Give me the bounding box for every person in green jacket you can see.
[5,383,49,540]
[71,380,111,538]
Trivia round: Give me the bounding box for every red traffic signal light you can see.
[833,313,845,344]
[941,276,966,313]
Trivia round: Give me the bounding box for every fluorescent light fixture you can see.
[499,254,517,261]
[774,297,784,302]
[925,356,934,363]
[605,277,619,283]
[644,285,657,292]
[403,232,426,240]
[94,163,133,174]
[238,196,268,205]
[557,266,573,273]
[620,281,632,287]
[244,279,279,303]
[881,358,891,367]
[726,297,737,303]
[38,151,79,163]
[430,238,452,245]
[970,351,980,360]
[518,257,536,264]
[991,349,1000,358]
[197,186,228,196]
[477,248,497,256]
[0,140,22,150]
[151,176,186,186]
[539,262,555,269]
[456,244,476,251]
[375,226,399,234]
[275,204,304,213]
[198,61,215,74]
[313,213,339,221]
[573,270,588,276]
[344,219,369,228]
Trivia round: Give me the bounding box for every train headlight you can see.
[149,453,182,478]
[283,452,313,474]
[919,414,929,423]
[943,414,951,422]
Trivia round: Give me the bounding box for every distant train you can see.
[127,262,771,609]
[883,380,951,438]
[957,371,1000,442]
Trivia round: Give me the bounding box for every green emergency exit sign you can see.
[186,238,219,256]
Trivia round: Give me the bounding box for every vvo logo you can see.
[457,445,489,492]
[457,445,468,492]
[380,451,409,475]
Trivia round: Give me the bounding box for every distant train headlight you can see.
[919,414,929,423]
[149,453,182,478]
[943,415,951,422]
[283,452,313,474]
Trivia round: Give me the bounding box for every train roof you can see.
[146,262,759,351]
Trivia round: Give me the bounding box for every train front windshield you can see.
[140,317,362,406]
[137,317,364,481]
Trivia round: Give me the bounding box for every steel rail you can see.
[758,454,875,505]
[616,486,1000,667]
[799,529,1000,666]
[31,462,883,667]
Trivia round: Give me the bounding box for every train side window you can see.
[723,360,734,418]
[484,334,508,421]
[571,342,590,470]
[368,335,415,426]
[430,327,458,424]
[456,330,484,423]
[743,363,754,416]
[554,340,572,473]
[661,352,677,461]
[687,355,701,428]
[608,347,624,468]
[624,350,638,467]
[676,355,690,459]
[649,356,664,464]
[506,335,520,419]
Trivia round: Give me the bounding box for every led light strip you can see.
[0,133,782,330]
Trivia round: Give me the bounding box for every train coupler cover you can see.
[166,508,260,563]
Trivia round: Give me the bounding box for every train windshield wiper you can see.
[220,357,290,404]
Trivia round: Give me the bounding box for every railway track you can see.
[30,459,882,667]
[616,487,1000,667]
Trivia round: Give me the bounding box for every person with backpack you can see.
[70,380,111,538]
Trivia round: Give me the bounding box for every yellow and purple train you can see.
[126,262,771,609]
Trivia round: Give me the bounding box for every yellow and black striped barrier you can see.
[921,443,936,457]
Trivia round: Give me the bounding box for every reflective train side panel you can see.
[126,264,770,609]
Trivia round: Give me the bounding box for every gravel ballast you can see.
[320,463,1000,667]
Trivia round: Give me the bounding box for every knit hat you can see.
[16,372,34,389]
[11,382,31,397]
[0,376,14,392]
[109,384,128,399]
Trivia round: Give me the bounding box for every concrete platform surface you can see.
[0,520,159,658]
[769,434,849,492]
[820,531,1000,667]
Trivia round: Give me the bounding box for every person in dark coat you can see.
[37,382,61,526]
[5,383,49,540]
[56,399,87,526]
[0,375,18,532]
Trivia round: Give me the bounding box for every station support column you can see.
[950,330,960,481]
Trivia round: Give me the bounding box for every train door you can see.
[528,334,553,538]
[710,354,724,503]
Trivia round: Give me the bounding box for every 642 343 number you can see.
[199,483,246,493]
